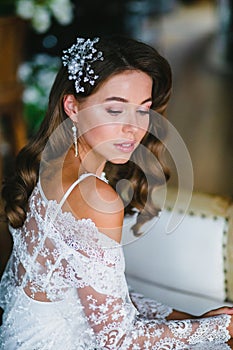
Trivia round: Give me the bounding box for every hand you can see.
[202,306,233,318]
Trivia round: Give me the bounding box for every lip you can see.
[114,141,136,153]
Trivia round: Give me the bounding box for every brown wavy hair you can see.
[2,36,172,234]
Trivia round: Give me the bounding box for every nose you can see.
[122,122,139,135]
[121,107,140,134]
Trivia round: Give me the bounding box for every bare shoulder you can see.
[65,176,124,243]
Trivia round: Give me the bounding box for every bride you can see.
[1,36,233,349]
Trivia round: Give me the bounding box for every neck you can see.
[65,147,106,179]
[79,161,106,178]
[78,145,106,177]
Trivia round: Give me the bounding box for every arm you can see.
[129,290,173,320]
[72,240,232,349]
[64,179,233,348]
[167,308,233,321]
[129,291,233,324]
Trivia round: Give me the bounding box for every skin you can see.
[62,70,233,336]
[61,70,152,242]
[64,70,152,170]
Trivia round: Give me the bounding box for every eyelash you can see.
[137,110,150,116]
[106,109,123,116]
[106,109,150,116]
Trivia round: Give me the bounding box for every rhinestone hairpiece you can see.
[62,37,104,93]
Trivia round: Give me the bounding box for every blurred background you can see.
[0,0,233,274]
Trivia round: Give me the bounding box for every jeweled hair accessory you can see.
[62,37,104,93]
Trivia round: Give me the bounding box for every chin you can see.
[109,157,130,164]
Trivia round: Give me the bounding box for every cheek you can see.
[82,125,117,146]
[137,129,147,145]
[138,118,150,140]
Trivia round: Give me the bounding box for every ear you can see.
[63,95,79,122]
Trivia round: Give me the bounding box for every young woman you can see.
[0,36,233,349]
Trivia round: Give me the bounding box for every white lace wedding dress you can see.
[0,173,231,349]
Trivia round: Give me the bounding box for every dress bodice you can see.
[0,174,231,349]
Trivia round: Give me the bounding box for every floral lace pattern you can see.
[0,180,231,349]
[129,291,173,320]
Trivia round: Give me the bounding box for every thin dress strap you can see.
[39,172,108,225]
[58,172,107,208]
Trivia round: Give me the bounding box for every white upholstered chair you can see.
[123,187,233,315]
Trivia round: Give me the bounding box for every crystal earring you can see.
[72,123,78,157]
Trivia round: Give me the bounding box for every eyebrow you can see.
[104,97,152,104]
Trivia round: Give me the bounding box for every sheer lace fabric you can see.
[0,179,231,349]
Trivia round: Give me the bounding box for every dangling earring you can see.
[72,123,78,157]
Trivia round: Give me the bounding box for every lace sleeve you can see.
[4,191,230,350]
[57,220,231,349]
[129,290,173,320]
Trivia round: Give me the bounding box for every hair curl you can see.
[2,36,172,234]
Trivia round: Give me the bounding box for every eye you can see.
[106,108,123,116]
[137,109,150,116]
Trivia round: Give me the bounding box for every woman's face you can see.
[76,70,152,165]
